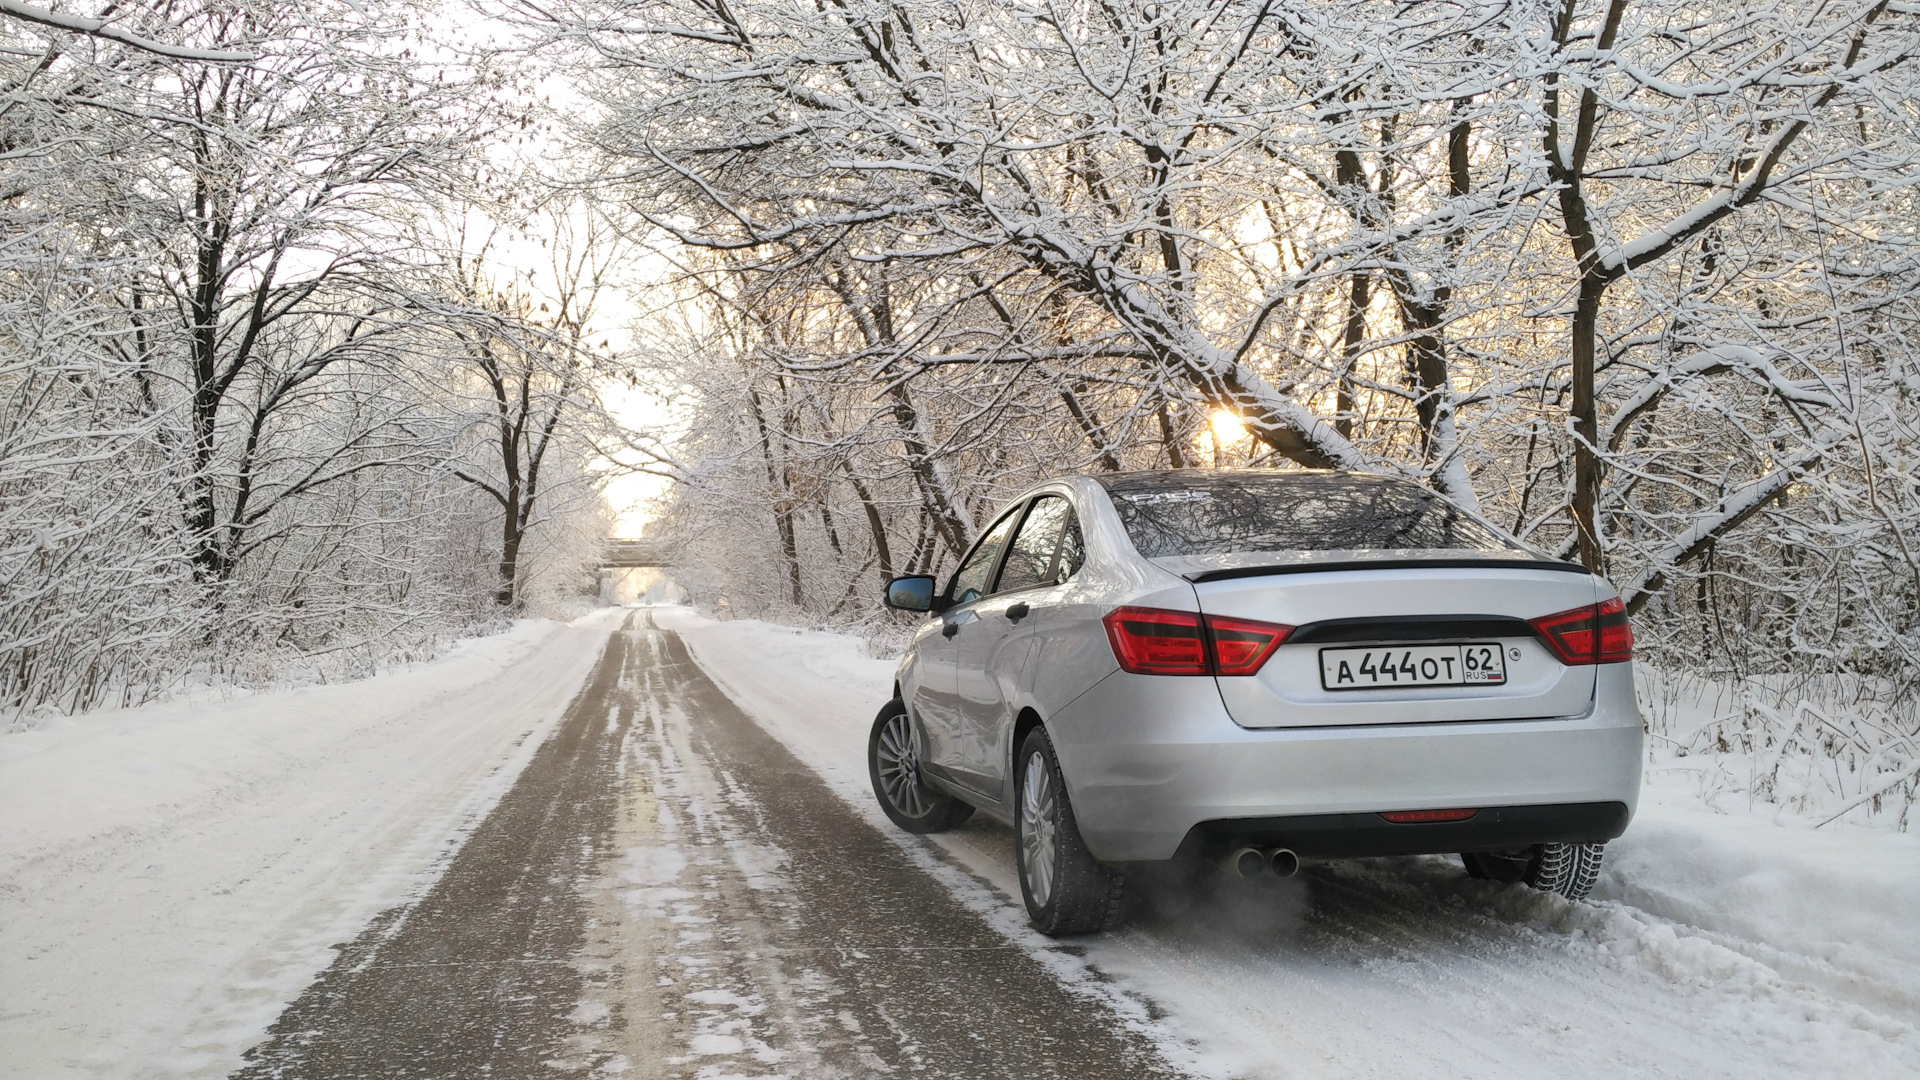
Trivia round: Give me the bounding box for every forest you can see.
[3,0,1916,827]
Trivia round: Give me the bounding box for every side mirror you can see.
[884,575,939,612]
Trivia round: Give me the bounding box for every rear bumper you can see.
[1184,801,1630,859]
[1045,663,1644,862]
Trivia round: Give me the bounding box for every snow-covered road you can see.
[3,604,1916,1078]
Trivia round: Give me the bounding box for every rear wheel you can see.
[1529,842,1605,901]
[1462,843,1605,901]
[1015,728,1124,936]
[868,700,973,834]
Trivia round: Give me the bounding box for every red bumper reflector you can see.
[1379,808,1479,824]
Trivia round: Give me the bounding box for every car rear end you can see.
[1044,470,1643,864]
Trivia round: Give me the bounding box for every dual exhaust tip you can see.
[1220,845,1299,881]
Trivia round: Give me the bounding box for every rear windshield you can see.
[1100,471,1522,558]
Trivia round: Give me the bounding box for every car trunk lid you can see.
[1168,555,1603,729]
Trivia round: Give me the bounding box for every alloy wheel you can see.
[1019,749,1058,908]
[874,711,930,818]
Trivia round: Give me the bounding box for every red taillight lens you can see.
[1530,603,1597,664]
[1102,607,1293,676]
[1529,597,1634,665]
[1594,596,1634,663]
[1207,615,1292,676]
[1103,607,1209,675]
[1379,808,1479,824]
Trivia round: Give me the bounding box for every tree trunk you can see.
[187,381,223,583]
[1060,380,1122,471]
[187,216,226,583]
[842,464,894,580]
[496,508,522,608]
[886,383,974,556]
[746,384,803,606]
[828,267,976,554]
[1570,275,1606,573]
[1337,271,1367,441]
[1157,399,1188,468]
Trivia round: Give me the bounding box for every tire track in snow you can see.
[563,620,1184,1077]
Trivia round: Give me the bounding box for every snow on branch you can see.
[0,0,254,62]
[1619,442,1830,616]
[1604,345,1838,452]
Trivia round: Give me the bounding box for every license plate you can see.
[1319,643,1506,691]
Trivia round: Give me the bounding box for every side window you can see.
[997,497,1071,593]
[1051,512,1085,585]
[947,508,1021,606]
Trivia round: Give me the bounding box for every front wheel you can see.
[868,700,974,834]
[1015,728,1124,936]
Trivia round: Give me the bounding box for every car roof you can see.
[1091,468,1417,495]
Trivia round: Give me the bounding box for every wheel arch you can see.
[894,684,931,757]
[1008,706,1047,800]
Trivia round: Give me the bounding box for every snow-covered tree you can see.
[0,2,614,717]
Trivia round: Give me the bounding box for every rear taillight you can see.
[1528,596,1634,665]
[1102,607,1293,676]
[1207,615,1292,675]
[1595,597,1634,662]
[1103,607,1209,674]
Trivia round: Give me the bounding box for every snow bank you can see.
[0,613,615,1080]
[1602,791,1920,1014]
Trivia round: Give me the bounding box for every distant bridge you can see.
[602,538,678,568]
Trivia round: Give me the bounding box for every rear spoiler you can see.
[1183,557,1589,584]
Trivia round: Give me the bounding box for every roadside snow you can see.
[1612,792,1919,1013]
[0,612,617,1080]
[660,606,1920,1078]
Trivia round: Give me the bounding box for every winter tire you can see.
[1463,843,1604,901]
[1528,841,1605,901]
[1014,727,1125,936]
[868,699,974,834]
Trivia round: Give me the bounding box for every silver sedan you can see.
[869,470,1643,936]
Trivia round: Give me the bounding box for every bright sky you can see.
[420,7,679,538]
[451,199,678,538]
[599,386,676,539]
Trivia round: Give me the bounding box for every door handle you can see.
[1006,602,1031,622]
[942,620,961,638]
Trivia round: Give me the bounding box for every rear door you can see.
[950,495,1078,792]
